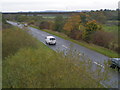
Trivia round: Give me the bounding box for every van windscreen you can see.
[50,38,55,40]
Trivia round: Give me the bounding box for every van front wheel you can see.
[54,43,56,45]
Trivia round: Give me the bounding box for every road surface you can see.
[7,21,119,88]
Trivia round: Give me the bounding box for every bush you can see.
[70,30,82,40]
[27,20,35,25]
[2,27,38,58]
[91,30,114,48]
[39,21,51,29]
[82,20,102,43]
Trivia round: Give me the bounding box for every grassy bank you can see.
[3,25,107,88]
[2,26,39,58]
[31,25,119,58]
[3,45,105,88]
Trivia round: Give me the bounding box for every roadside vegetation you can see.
[3,21,111,88]
[4,9,119,57]
[2,26,39,59]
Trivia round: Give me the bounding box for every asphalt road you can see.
[7,21,119,88]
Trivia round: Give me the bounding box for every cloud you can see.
[1,0,119,12]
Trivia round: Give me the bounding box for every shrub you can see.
[70,30,82,40]
[39,21,50,29]
[91,30,114,48]
[27,20,35,25]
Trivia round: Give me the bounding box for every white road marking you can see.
[62,45,68,49]
[100,82,107,88]
[79,53,82,55]
[93,61,104,68]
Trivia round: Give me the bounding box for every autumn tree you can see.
[83,20,102,42]
[63,15,81,37]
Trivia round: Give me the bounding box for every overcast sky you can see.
[1,0,120,12]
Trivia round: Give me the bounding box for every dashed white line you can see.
[93,61,104,68]
[100,82,107,88]
[79,53,82,55]
[62,45,68,49]
[93,61,98,64]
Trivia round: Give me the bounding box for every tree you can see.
[54,15,64,32]
[83,20,102,42]
[63,15,81,36]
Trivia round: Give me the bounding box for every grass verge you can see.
[31,25,119,58]
[2,26,39,59]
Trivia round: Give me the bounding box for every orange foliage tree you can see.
[63,15,81,39]
[82,20,102,42]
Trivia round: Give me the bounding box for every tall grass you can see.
[3,45,108,88]
[2,26,39,59]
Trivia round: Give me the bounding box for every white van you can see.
[45,36,56,45]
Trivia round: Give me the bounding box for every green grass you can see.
[3,25,109,88]
[102,25,119,33]
[31,25,119,58]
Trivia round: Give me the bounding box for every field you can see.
[103,25,119,33]
[3,25,108,88]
